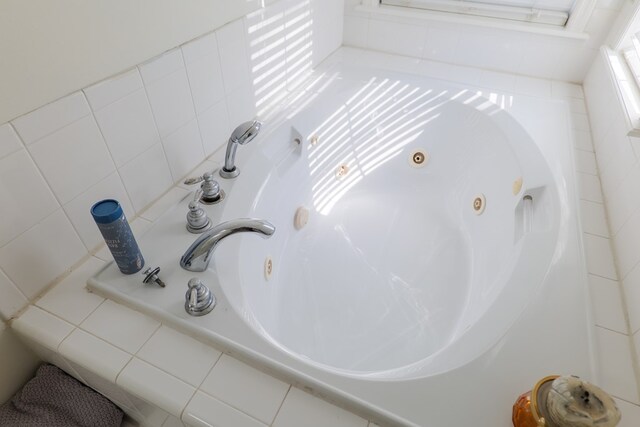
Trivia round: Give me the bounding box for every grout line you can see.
[269,385,292,426]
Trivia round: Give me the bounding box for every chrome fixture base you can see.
[185,278,215,316]
[219,167,240,179]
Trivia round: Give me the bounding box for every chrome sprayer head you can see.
[220,120,263,179]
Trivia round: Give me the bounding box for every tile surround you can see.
[200,355,290,424]
[80,300,160,354]
[3,0,640,424]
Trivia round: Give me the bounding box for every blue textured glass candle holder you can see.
[91,199,145,274]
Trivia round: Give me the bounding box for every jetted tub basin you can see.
[89,51,593,426]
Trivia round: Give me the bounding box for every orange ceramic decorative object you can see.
[512,376,559,427]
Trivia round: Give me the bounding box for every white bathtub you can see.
[90,49,594,426]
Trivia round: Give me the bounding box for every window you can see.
[623,32,640,90]
[380,0,577,26]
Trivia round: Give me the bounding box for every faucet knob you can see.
[186,190,211,234]
[183,172,224,204]
[185,278,216,316]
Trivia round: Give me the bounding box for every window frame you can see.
[360,0,598,33]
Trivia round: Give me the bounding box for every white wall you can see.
[0,0,271,124]
[343,0,625,82]
[583,52,640,384]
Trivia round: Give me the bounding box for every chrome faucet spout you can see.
[220,120,262,179]
[180,218,275,272]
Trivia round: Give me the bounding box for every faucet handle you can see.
[184,175,205,186]
[186,189,211,234]
[185,278,215,316]
[184,172,224,204]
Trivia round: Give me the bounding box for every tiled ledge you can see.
[9,48,640,426]
[13,292,371,427]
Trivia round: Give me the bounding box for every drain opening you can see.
[409,149,429,168]
[473,194,486,215]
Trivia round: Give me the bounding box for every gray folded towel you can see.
[0,363,123,427]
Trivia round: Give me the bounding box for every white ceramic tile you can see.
[65,360,141,420]
[367,19,427,58]
[28,115,115,204]
[94,89,160,167]
[226,86,258,127]
[575,149,598,175]
[623,263,640,334]
[513,76,551,98]
[11,92,90,145]
[161,119,205,182]
[80,300,160,353]
[309,0,343,67]
[183,391,267,427]
[139,50,185,85]
[608,163,640,236]
[163,415,185,427]
[614,208,640,279]
[273,387,367,427]
[129,394,170,427]
[0,123,23,159]
[144,65,196,138]
[0,149,59,246]
[63,172,135,250]
[580,200,609,237]
[614,398,640,427]
[118,358,195,418]
[137,326,220,387]
[447,64,482,86]
[201,355,289,424]
[12,305,74,351]
[421,26,459,63]
[59,328,131,382]
[36,257,105,325]
[197,100,231,157]
[589,275,627,333]
[479,70,516,93]
[0,209,87,299]
[94,217,153,262]
[217,20,252,95]
[578,173,604,203]
[453,29,524,73]
[118,144,174,213]
[595,327,639,404]
[571,113,591,132]
[139,187,190,222]
[568,98,588,115]
[183,33,225,114]
[85,69,144,111]
[416,60,453,81]
[0,268,28,321]
[15,333,84,385]
[551,81,584,99]
[573,130,594,151]
[343,15,369,49]
[584,234,618,280]
[596,125,636,197]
